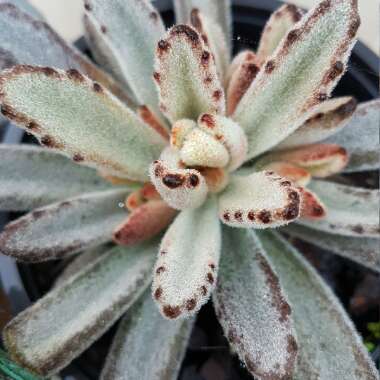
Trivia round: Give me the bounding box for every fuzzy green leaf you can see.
[257,4,303,60]
[276,97,357,150]
[3,241,157,377]
[0,3,133,106]
[154,25,225,123]
[326,99,380,172]
[218,171,301,228]
[234,0,360,159]
[174,0,231,51]
[259,231,379,380]
[0,66,167,181]
[152,196,221,319]
[84,0,165,112]
[101,291,193,380]
[299,180,380,238]
[0,190,127,262]
[282,224,380,273]
[213,228,298,380]
[0,145,115,211]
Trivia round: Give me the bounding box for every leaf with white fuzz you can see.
[0,0,44,20]
[326,99,380,172]
[282,224,380,273]
[54,245,109,287]
[226,50,256,86]
[259,143,349,178]
[218,171,301,229]
[234,0,360,159]
[226,52,260,115]
[180,128,230,168]
[257,4,304,60]
[259,231,379,380]
[101,291,193,380]
[299,180,380,238]
[3,241,157,377]
[198,113,248,171]
[173,0,231,51]
[298,186,326,220]
[0,3,133,106]
[113,201,177,246]
[0,190,127,263]
[170,119,197,149]
[154,25,225,123]
[83,0,165,112]
[190,9,230,83]
[0,145,116,211]
[213,228,298,380]
[277,97,357,150]
[262,162,311,187]
[152,196,221,319]
[150,148,208,210]
[0,66,167,181]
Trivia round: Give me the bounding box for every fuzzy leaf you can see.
[326,99,380,172]
[0,0,43,20]
[0,66,167,181]
[54,245,109,287]
[0,190,127,263]
[0,145,114,211]
[152,196,221,319]
[213,228,298,380]
[150,148,208,210]
[257,4,304,60]
[283,224,380,273]
[113,201,177,246]
[234,0,360,159]
[173,0,231,51]
[0,3,133,106]
[299,180,380,238]
[277,97,357,150]
[3,241,157,377]
[218,171,301,228]
[298,187,326,220]
[262,162,311,187]
[154,25,225,123]
[101,291,193,380]
[190,9,230,83]
[259,231,379,380]
[83,0,165,111]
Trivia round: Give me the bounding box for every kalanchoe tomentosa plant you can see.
[0,0,379,378]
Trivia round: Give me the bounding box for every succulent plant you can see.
[0,0,379,379]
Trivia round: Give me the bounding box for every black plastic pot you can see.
[0,1,379,379]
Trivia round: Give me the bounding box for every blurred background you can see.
[28,0,379,55]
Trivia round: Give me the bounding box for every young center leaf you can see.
[234,0,360,160]
[3,241,157,377]
[259,231,379,380]
[213,228,298,380]
[0,66,167,181]
[152,196,221,319]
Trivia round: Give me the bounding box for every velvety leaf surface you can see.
[299,180,380,238]
[233,0,360,159]
[0,3,133,106]
[154,25,225,123]
[3,241,157,377]
[277,97,357,150]
[173,0,231,51]
[282,224,380,273]
[259,231,379,380]
[0,145,114,211]
[218,171,301,228]
[152,197,221,319]
[262,162,311,187]
[213,228,298,380]
[0,66,167,181]
[0,190,127,262]
[257,4,303,60]
[0,0,43,20]
[326,99,380,172]
[54,244,110,287]
[84,0,165,111]
[101,291,193,380]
